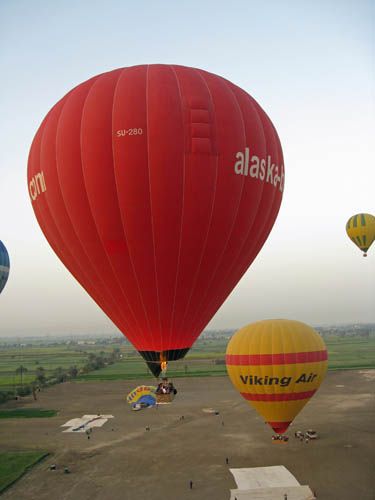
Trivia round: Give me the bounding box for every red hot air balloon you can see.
[27,65,284,376]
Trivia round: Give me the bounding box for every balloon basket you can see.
[156,393,175,404]
[271,435,289,444]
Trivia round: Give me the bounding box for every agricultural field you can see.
[0,336,374,391]
[77,337,375,381]
[0,343,125,392]
[0,409,57,419]
[325,337,375,370]
[0,451,48,494]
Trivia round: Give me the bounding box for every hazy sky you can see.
[0,0,374,336]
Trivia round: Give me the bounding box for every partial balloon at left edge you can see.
[0,240,10,295]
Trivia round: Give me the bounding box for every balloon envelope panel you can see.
[127,385,157,406]
[226,319,328,434]
[27,64,284,370]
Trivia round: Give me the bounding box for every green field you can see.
[78,338,375,381]
[0,343,125,392]
[0,346,88,390]
[0,409,57,419]
[76,359,227,381]
[0,451,48,493]
[0,337,374,390]
[325,338,375,370]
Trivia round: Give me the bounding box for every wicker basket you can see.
[156,393,175,404]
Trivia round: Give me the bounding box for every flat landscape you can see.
[1,337,375,391]
[0,369,373,499]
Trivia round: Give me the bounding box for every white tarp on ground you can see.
[228,466,315,500]
[62,414,114,432]
[230,466,300,490]
[229,485,315,500]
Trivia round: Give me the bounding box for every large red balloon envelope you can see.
[27,64,284,376]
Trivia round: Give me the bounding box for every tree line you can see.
[0,348,122,404]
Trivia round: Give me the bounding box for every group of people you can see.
[85,428,93,439]
[156,378,177,395]
[294,430,316,443]
[271,434,289,442]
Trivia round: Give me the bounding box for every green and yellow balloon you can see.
[346,213,375,257]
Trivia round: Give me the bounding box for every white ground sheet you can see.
[229,466,315,500]
[229,486,315,500]
[61,414,114,432]
[230,466,300,490]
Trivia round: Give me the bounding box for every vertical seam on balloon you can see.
[238,330,243,400]
[185,77,247,334]
[250,326,258,399]
[80,70,144,341]
[258,323,266,401]
[94,69,148,344]
[193,94,269,334]
[146,64,162,351]
[74,77,135,333]
[283,321,291,420]
[192,89,269,334]
[35,106,89,294]
[249,113,283,260]
[33,107,120,328]
[271,321,276,400]
[167,65,186,352]
[201,96,283,334]
[240,328,247,396]
[176,68,219,338]
[53,81,128,331]
[31,116,70,288]
[110,67,153,351]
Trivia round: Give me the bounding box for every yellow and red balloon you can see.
[226,319,328,434]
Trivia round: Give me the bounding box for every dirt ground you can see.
[0,370,373,500]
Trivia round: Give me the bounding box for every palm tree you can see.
[54,367,67,383]
[35,366,46,385]
[15,365,28,386]
[68,366,78,378]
